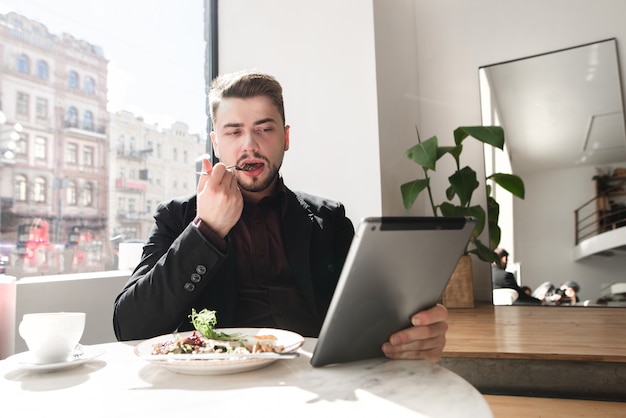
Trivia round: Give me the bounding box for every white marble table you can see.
[0,338,493,417]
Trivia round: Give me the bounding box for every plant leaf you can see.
[443,144,463,168]
[487,194,501,250]
[400,178,430,209]
[448,166,479,207]
[405,136,438,171]
[454,126,505,149]
[488,173,525,199]
[468,238,499,263]
[439,203,485,239]
[438,145,458,160]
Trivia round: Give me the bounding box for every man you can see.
[113,70,448,362]
[491,248,541,305]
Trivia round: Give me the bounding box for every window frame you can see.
[36,60,48,80]
[34,136,47,161]
[17,53,30,74]
[16,91,29,116]
[68,70,79,89]
[33,176,47,203]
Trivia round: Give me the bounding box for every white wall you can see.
[413,0,626,301]
[217,0,626,302]
[218,0,382,224]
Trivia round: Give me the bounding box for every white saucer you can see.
[9,345,104,372]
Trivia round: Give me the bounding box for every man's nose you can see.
[241,131,259,150]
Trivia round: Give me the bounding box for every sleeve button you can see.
[183,282,195,292]
[191,273,201,283]
[196,265,207,274]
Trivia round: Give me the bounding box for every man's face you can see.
[210,96,290,199]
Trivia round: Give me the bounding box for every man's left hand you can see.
[381,303,449,363]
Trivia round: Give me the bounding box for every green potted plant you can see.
[401,126,525,264]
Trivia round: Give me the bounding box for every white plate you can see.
[9,345,104,372]
[135,328,304,375]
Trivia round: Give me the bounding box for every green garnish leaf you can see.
[189,308,243,341]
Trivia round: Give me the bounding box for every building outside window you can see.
[0,5,206,277]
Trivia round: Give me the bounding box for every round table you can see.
[0,338,492,417]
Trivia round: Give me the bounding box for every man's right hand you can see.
[196,158,243,238]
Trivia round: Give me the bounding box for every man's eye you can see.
[258,127,273,133]
[226,130,241,136]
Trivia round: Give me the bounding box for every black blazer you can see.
[113,187,354,341]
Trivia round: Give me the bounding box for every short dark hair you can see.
[208,70,286,126]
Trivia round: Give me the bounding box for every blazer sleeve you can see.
[112,195,230,341]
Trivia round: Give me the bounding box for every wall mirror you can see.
[479,38,626,306]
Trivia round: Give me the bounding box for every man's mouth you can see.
[238,162,262,172]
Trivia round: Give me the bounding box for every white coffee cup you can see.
[18,312,86,364]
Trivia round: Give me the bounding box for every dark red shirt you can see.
[197,180,319,336]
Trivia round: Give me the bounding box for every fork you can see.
[196,165,251,175]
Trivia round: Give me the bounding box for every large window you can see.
[0,1,206,278]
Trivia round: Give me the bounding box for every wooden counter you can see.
[441,303,626,401]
